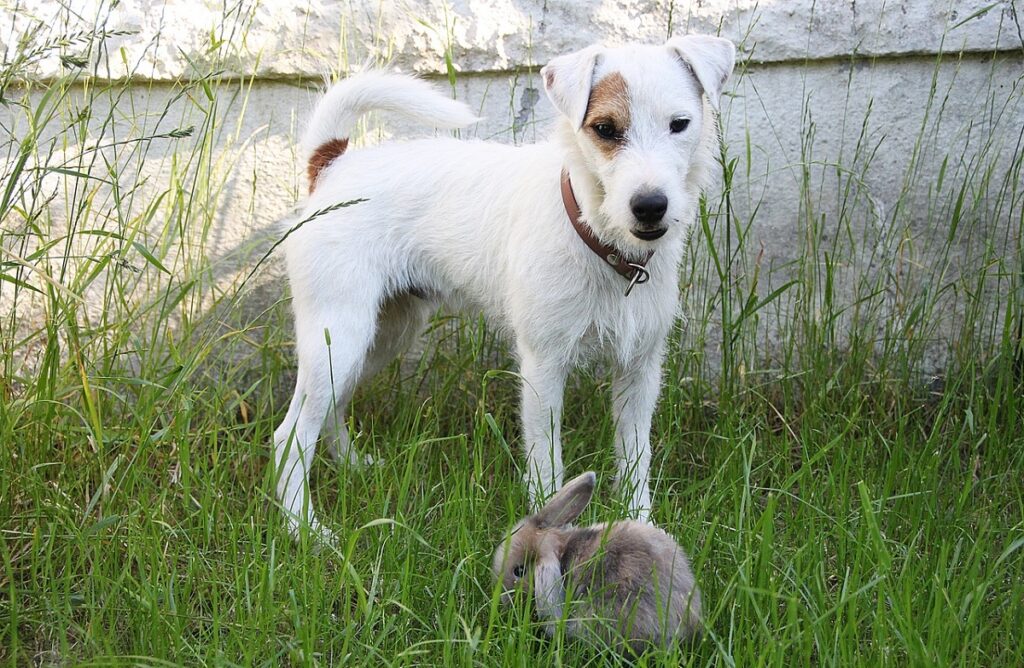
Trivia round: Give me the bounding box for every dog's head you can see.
[542,36,735,252]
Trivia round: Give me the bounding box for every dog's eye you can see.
[670,118,690,134]
[512,564,525,578]
[593,122,620,141]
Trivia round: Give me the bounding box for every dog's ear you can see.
[541,45,603,129]
[666,35,736,111]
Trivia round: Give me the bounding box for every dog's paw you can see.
[523,472,562,511]
[620,490,653,524]
[308,520,339,550]
[287,516,338,548]
[325,441,377,469]
[610,472,653,523]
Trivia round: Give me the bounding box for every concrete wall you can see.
[9,1,1019,77]
[3,1,1023,377]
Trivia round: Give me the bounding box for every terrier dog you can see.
[273,36,735,537]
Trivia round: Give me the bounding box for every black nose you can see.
[630,191,668,224]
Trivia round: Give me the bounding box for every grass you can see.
[2,3,1024,666]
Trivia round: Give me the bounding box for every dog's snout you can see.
[630,191,668,224]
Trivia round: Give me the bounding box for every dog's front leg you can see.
[518,345,569,507]
[611,347,666,522]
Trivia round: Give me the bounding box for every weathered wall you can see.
[3,0,1023,377]
[8,1,1017,77]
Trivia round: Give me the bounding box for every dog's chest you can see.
[558,285,676,365]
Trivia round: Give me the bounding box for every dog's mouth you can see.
[631,227,667,241]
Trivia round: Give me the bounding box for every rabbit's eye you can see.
[512,564,525,579]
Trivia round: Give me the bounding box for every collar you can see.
[560,168,654,296]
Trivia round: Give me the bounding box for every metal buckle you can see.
[624,263,650,297]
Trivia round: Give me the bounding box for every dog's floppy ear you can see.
[666,35,736,111]
[541,45,603,129]
[535,471,596,528]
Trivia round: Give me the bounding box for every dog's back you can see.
[294,74,577,324]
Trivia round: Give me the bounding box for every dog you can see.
[273,35,735,537]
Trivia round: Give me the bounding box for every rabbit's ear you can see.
[536,471,596,527]
[533,555,565,623]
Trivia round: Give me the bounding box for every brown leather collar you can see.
[560,169,654,296]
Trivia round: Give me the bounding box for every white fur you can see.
[301,71,481,157]
[273,38,735,538]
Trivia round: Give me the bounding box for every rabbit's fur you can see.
[492,471,702,652]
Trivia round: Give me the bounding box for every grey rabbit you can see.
[492,471,702,652]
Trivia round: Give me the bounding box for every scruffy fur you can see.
[493,472,702,652]
[273,37,736,537]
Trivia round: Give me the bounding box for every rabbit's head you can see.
[492,472,596,609]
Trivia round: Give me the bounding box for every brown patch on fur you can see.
[307,138,349,193]
[583,72,630,158]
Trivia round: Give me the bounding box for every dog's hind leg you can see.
[322,291,434,467]
[273,287,383,540]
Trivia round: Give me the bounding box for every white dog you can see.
[273,36,735,537]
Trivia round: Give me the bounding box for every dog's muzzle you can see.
[630,191,669,240]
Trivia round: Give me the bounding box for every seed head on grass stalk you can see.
[238,197,367,290]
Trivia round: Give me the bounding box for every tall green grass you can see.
[1,3,1023,666]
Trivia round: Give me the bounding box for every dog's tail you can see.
[303,72,480,192]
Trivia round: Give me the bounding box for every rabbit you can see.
[492,471,703,652]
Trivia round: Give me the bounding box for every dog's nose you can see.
[630,191,668,224]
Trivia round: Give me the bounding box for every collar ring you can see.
[624,263,650,297]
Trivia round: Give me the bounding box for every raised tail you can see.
[303,72,480,192]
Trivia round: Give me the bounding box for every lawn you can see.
[2,7,1023,668]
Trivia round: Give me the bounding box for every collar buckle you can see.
[560,168,655,297]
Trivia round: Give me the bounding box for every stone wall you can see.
[3,1,1022,377]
